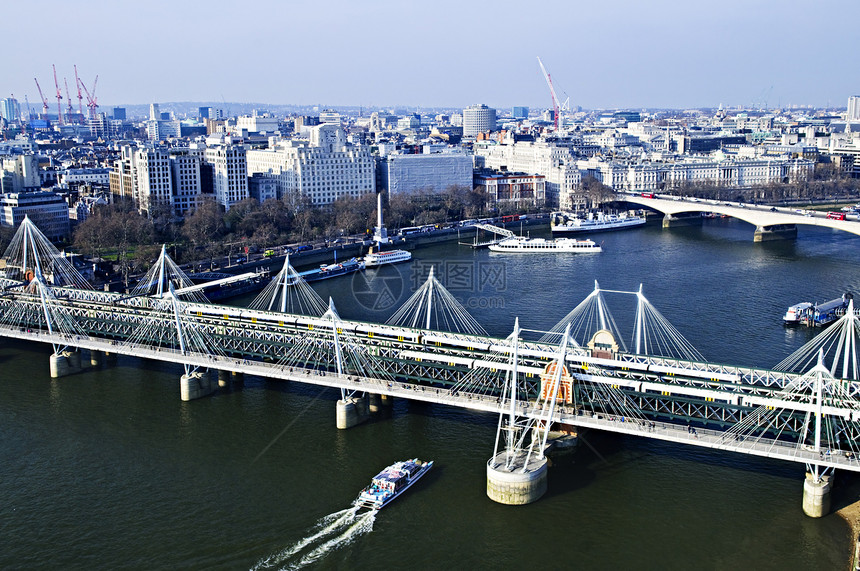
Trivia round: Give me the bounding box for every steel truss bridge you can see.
[3,217,860,508]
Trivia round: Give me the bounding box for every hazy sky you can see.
[6,0,858,111]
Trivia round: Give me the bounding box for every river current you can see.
[2,218,859,569]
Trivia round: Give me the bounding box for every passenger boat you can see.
[488,236,602,253]
[551,211,645,234]
[783,293,852,327]
[355,458,433,510]
[364,248,412,268]
[301,257,365,282]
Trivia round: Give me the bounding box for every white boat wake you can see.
[251,506,375,570]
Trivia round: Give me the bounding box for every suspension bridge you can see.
[3,217,860,515]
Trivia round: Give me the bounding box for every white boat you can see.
[355,459,434,510]
[552,211,646,234]
[364,249,412,267]
[489,236,602,253]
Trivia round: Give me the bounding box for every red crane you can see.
[33,78,49,117]
[52,64,64,126]
[73,65,84,116]
[64,78,74,122]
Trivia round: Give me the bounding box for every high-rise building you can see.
[169,147,204,216]
[0,98,21,122]
[113,107,126,120]
[512,106,529,120]
[134,147,173,214]
[149,103,160,121]
[848,96,860,121]
[462,104,496,137]
[204,138,248,210]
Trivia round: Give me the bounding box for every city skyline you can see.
[5,0,860,112]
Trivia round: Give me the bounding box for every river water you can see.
[2,218,859,569]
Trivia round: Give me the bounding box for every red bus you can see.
[827,212,846,220]
[641,193,656,199]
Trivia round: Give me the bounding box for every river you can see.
[1,218,858,569]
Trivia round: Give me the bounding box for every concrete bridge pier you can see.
[662,212,703,228]
[89,350,103,367]
[486,452,548,505]
[754,224,797,242]
[336,396,369,429]
[368,392,393,413]
[217,370,230,388]
[180,371,214,401]
[49,350,82,378]
[802,472,832,518]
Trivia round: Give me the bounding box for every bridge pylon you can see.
[487,321,572,505]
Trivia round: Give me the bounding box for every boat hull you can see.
[355,459,433,510]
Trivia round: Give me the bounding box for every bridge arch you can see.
[617,193,860,241]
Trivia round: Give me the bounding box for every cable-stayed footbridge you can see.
[2,217,860,514]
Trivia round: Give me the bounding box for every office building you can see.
[0,191,71,241]
[204,138,248,210]
[246,125,374,206]
[463,104,497,137]
[378,151,473,195]
[512,106,529,120]
[849,96,860,122]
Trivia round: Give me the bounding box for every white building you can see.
[0,154,40,194]
[204,140,248,211]
[169,147,204,215]
[59,168,111,188]
[463,104,497,137]
[849,96,860,122]
[474,140,582,209]
[378,151,473,195]
[235,112,280,134]
[0,191,70,241]
[135,147,173,214]
[246,125,375,206]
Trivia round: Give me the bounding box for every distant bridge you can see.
[621,193,860,241]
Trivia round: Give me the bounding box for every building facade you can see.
[378,152,473,195]
[246,125,375,206]
[0,191,71,241]
[474,172,546,204]
[204,141,248,210]
[463,104,497,137]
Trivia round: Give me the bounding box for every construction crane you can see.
[79,75,99,119]
[33,78,49,117]
[52,64,64,126]
[64,78,74,123]
[537,56,561,131]
[73,65,84,116]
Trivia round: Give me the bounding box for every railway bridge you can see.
[3,217,860,515]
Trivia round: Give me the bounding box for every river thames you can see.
[2,218,859,569]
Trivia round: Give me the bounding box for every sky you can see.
[5,0,859,112]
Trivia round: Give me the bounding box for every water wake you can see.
[252,506,375,570]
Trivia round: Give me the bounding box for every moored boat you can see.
[301,257,365,282]
[488,236,602,253]
[783,293,852,327]
[355,458,433,510]
[364,248,412,267]
[551,211,646,234]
